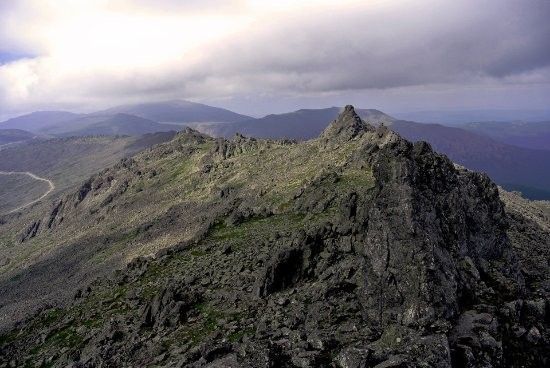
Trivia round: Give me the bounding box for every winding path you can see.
[0,140,26,152]
[0,171,55,213]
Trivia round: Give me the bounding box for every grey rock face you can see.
[321,105,373,141]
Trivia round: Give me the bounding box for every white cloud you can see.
[0,0,549,116]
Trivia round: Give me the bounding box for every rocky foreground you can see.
[0,106,548,367]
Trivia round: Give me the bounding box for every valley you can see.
[0,171,54,214]
[0,133,176,203]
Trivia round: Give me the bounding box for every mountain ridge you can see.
[0,111,81,132]
[0,100,252,136]
[190,107,550,200]
[94,99,252,123]
[0,106,547,367]
[462,121,550,151]
[58,113,180,137]
[195,107,395,139]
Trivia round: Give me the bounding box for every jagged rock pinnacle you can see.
[321,105,371,141]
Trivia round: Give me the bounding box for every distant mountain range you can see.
[55,114,180,137]
[0,111,81,133]
[462,121,550,151]
[2,101,550,199]
[0,100,252,137]
[393,109,550,124]
[193,107,395,139]
[94,100,252,123]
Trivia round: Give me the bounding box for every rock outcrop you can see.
[321,105,373,141]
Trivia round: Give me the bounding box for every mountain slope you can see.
[196,107,395,139]
[0,132,177,213]
[462,121,550,151]
[391,121,550,199]
[0,107,547,367]
[0,129,36,145]
[59,113,180,136]
[96,100,252,123]
[1,101,250,137]
[392,109,550,124]
[0,111,81,133]
[0,172,52,214]
[36,113,176,136]
[193,107,550,199]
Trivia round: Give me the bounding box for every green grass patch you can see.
[168,160,193,181]
[228,327,255,343]
[184,302,224,345]
[190,249,207,257]
[206,213,306,247]
[45,325,83,349]
[338,168,375,189]
[0,330,18,347]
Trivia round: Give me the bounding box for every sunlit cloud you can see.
[0,0,549,117]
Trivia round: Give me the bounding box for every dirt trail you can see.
[0,140,26,151]
[0,171,55,213]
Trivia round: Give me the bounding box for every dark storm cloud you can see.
[204,0,550,91]
[83,0,550,101]
[1,0,549,116]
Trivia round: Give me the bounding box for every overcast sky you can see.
[1,0,549,119]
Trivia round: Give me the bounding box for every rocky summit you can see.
[0,106,548,367]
